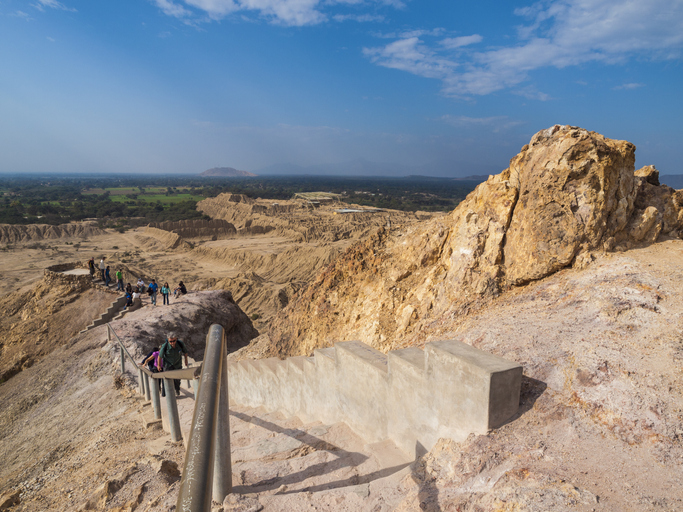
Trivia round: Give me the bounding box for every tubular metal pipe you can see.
[212,332,232,502]
[120,347,125,375]
[138,368,145,395]
[164,378,183,442]
[143,373,151,401]
[150,375,161,420]
[192,378,199,400]
[176,324,225,512]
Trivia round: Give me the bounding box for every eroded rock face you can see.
[267,125,683,355]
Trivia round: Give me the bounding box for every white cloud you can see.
[613,82,645,90]
[33,0,77,12]
[154,0,193,18]
[333,13,385,22]
[11,10,32,20]
[440,34,482,49]
[440,115,523,132]
[365,0,683,97]
[154,0,400,26]
[363,37,456,80]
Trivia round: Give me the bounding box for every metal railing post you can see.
[138,368,145,395]
[176,324,226,512]
[143,373,151,401]
[150,376,162,420]
[120,347,125,375]
[192,378,199,400]
[164,378,183,442]
[212,332,232,501]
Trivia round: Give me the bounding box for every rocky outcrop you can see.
[197,193,436,243]
[267,125,683,356]
[147,219,237,239]
[137,227,191,252]
[0,222,105,243]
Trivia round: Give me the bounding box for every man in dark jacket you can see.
[159,334,189,396]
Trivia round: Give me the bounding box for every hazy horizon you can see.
[1,0,682,176]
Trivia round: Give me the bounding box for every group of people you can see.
[87,257,188,308]
[139,334,189,397]
[123,279,186,309]
[88,257,123,290]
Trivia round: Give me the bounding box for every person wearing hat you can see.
[158,334,189,396]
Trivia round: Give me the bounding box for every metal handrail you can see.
[108,323,202,441]
[176,324,232,511]
[108,323,232,509]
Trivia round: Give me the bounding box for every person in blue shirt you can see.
[148,279,159,306]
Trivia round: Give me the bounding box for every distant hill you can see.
[200,167,257,177]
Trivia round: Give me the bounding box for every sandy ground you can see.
[1,201,683,510]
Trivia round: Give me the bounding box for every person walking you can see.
[148,279,159,306]
[88,257,95,279]
[116,269,124,291]
[158,334,188,396]
[140,346,164,395]
[99,257,106,281]
[104,266,111,287]
[161,282,170,305]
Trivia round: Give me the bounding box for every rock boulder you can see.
[267,125,683,354]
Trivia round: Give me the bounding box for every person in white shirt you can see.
[136,278,145,293]
[132,288,141,308]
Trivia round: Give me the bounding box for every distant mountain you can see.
[200,167,257,177]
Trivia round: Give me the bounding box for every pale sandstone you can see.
[268,125,683,355]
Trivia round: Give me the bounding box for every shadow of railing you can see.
[230,410,411,495]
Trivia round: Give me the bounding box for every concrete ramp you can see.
[228,340,522,457]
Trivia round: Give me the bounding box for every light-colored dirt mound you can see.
[266,125,683,356]
[136,226,191,252]
[0,290,256,511]
[198,193,438,243]
[0,222,105,243]
[111,289,258,360]
[147,219,237,239]
[0,276,117,383]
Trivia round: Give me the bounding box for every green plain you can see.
[109,194,205,204]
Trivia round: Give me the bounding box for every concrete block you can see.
[282,356,307,418]
[228,339,522,457]
[387,347,435,456]
[257,358,284,412]
[227,361,246,405]
[313,348,339,424]
[237,360,263,408]
[334,341,388,443]
[300,357,317,423]
[426,340,522,439]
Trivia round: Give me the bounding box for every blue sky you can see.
[1,0,682,176]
